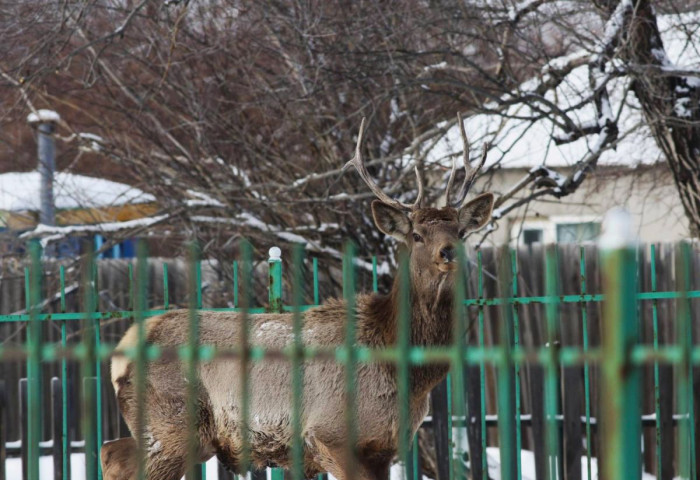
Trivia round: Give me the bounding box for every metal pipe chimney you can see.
[27,109,60,226]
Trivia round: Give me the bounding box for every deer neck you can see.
[368,273,454,397]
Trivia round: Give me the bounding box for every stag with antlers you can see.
[103,116,494,480]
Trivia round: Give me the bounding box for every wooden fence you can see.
[1,242,699,479]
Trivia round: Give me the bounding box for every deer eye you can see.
[459,229,467,239]
[412,233,423,243]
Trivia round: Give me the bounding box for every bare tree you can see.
[0,0,698,282]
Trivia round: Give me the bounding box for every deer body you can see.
[104,117,494,480]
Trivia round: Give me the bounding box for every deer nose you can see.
[439,246,455,263]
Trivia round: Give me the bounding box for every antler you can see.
[445,112,489,208]
[344,117,425,211]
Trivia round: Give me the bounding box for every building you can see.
[0,171,157,257]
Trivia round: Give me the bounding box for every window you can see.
[556,222,600,243]
[522,228,543,247]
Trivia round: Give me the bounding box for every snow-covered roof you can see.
[0,171,155,212]
[423,11,700,170]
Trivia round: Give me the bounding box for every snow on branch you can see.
[190,214,388,275]
[20,214,173,248]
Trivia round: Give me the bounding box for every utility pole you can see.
[27,109,60,226]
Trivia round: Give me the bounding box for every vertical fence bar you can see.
[59,265,71,480]
[650,244,663,480]
[510,249,522,479]
[496,247,516,480]
[0,380,6,480]
[233,260,239,308]
[134,241,149,480]
[579,246,592,480]
[291,245,305,480]
[676,242,694,480]
[543,245,561,480]
[186,243,203,479]
[372,255,378,293]
[82,246,98,480]
[26,242,42,480]
[93,260,103,480]
[268,247,285,480]
[450,246,469,480]
[51,377,64,480]
[163,262,169,309]
[477,250,487,479]
[599,210,641,480]
[129,263,135,312]
[343,243,359,480]
[313,257,319,305]
[239,241,253,475]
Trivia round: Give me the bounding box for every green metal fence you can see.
[0,238,699,480]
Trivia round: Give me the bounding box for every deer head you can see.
[345,114,494,300]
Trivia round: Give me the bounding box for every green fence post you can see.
[269,246,283,314]
[599,209,641,480]
[26,241,42,480]
[59,265,71,480]
[268,246,285,480]
[343,243,359,480]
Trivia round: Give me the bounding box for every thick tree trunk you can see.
[597,0,700,236]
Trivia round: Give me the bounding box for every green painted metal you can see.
[163,262,169,309]
[185,243,202,478]
[81,249,98,480]
[579,246,592,480]
[496,247,515,480]
[268,248,286,480]
[477,250,488,479]
[676,243,695,480]
[543,245,561,480]
[396,249,410,479]
[269,251,283,313]
[4,239,700,480]
[313,257,319,305]
[510,249,522,479]
[26,243,41,480]
[372,255,378,293]
[291,245,305,480]
[343,243,359,477]
[651,244,662,480]
[600,237,641,480]
[233,260,239,308]
[450,246,469,480]
[238,240,253,473]
[59,265,70,480]
[134,241,148,480]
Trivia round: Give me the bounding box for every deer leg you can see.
[314,442,390,480]
[101,437,139,480]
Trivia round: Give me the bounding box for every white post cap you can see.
[599,207,636,249]
[268,246,282,261]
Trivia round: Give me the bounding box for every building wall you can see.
[475,164,690,245]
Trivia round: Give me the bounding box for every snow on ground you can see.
[0,171,155,212]
[4,450,662,480]
[5,453,218,480]
[419,11,700,170]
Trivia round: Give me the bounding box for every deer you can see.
[103,115,494,480]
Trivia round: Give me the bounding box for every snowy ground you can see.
[5,450,657,480]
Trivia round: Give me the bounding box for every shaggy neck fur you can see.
[367,270,454,398]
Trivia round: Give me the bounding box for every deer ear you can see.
[458,193,494,233]
[371,200,411,242]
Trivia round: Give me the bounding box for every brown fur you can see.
[105,196,494,480]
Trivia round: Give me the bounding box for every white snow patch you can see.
[27,109,60,124]
[0,171,155,212]
[418,11,700,170]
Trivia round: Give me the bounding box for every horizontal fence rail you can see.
[0,240,698,480]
